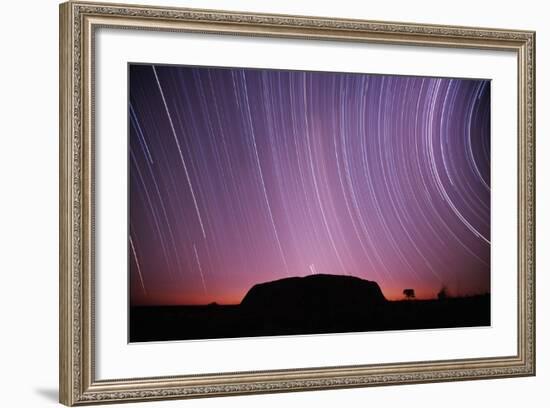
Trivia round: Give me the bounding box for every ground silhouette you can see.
[130,274,490,342]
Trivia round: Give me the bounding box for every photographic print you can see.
[128,63,491,342]
[60,4,536,403]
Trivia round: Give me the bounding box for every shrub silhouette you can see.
[437,286,449,300]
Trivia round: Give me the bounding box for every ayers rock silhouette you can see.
[240,274,386,312]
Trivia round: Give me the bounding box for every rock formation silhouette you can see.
[241,274,386,311]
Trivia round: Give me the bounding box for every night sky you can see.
[129,64,490,306]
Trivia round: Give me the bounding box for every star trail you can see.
[129,64,490,306]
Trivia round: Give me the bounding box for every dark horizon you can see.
[129,273,490,342]
[129,63,491,307]
[131,273,489,307]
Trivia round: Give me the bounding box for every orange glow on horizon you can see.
[132,276,479,306]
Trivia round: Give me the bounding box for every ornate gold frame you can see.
[59,1,536,405]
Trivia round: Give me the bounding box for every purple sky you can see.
[129,64,490,305]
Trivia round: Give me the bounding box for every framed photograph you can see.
[59,1,536,405]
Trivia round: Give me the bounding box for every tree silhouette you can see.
[403,289,415,299]
[437,286,449,300]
